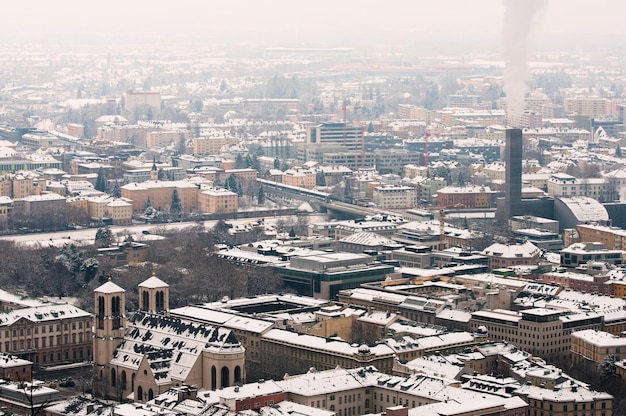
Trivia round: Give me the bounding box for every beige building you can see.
[469,308,603,365]
[283,169,316,189]
[193,136,240,155]
[87,196,133,225]
[564,97,611,117]
[146,130,191,148]
[125,90,161,112]
[548,173,609,201]
[0,303,92,367]
[93,275,246,402]
[480,241,541,269]
[121,180,199,212]
[571,329,626,372]
[276,366,527,416]
[0,172,40,199]
[372,185,417,209]
[577,224,626,250]
[0,196,11,229]
[198,187,238,214]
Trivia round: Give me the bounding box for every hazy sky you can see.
[2,0,626,53]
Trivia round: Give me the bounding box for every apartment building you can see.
[437,186,493,209]
[547,172,610,201]
[577,224,626,250]
[87,195,133,225]
[146,129,190,148]
[306,122,363,152]
[120,180,200,212]
[192,135,239,155]
[571,329,626,373]
[480,241,541,269]
[276,366,527,416]
[198,186,238,214]
[469,308,602,364]
[564,97,611,117]
[0,303,92,366]
[283,169,316,189]
[560,242,625,268]
[124,90,161,112]
[372,185,417,209]
[374,149,422,175]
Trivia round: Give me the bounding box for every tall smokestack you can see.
[504,128,523,220]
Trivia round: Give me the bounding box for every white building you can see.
[372,185,417,209]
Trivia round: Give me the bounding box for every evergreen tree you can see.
[288,227,296,238]
[316,171,326,186]
[258,185,265,205]
[251,155,261,173]
[367,121,374,133]
[344,181,353,202]
[616,144,622,158]
[95,225,113,248]
[235,154,246,169]
[95,167,107,192]
[111,181,121,198]
[143,197,154,216]
[158,168,166,180]
[274,157,281,169]
[83,121,89,139]
[170,189,182,215]
[225,174,237,192]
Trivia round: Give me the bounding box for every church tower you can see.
[93,278,126,398]
[138,271,169,314]
[150,157,158,181]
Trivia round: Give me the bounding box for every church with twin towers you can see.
[92,273,245,402]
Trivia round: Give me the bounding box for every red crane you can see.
[423,130,430,167]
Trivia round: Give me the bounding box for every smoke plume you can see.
[501,0,544,126]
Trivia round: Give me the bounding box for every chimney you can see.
[386,406,409,416]
[504,128,523,220]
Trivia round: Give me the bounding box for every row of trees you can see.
[0,222,291,313]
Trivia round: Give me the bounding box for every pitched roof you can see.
[94,280,125,294]
[139,275,169,289]
[110,311,243,385]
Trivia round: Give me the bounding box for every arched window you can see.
[111,296,121,329]
[221,366,230,388]
[111,368,116,387]
[142,291,149,311]
[121,371,127,390]
[211,366,217,390]
[137,386,143,402]
[131,373,136,393]
[234,366,242,384]
[156,291,164,311]
[148,389,154,401]
[97,296,105,329]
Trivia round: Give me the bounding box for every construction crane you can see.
[439,208,446,251]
